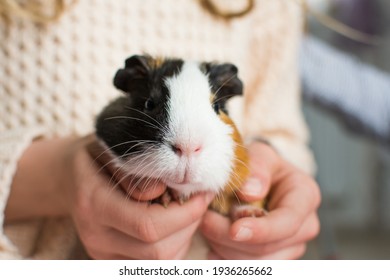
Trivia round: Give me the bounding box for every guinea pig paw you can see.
[230,205,267,221]
[159,189,172,208]
[152,190,172,208]
[152,188,187,207]
[169,189,188,205]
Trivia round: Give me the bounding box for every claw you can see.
[230,205,267,221]
[170,189,187,205]
[160,191,172,208]
[152,188,187,207]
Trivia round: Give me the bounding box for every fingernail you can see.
[233,226,253,241]
[243,177,263,197]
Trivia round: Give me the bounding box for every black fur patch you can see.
[201,62,243,115]
[96,56,184,157]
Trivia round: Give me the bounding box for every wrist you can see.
[5,137,75,222]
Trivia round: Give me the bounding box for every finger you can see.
[98,185,214,242]
[200,210,265,257]
[267,169,321,213]
[120,176,167,201]
[135,222,197,260]
[230,207,304,244]
[208,242,258,259]
[237,177,267,202]
[203,175,320,245]
[237,142,279,202]
[202,209,319,256]
[254,212,320,255]
[106,242,192,260]
[247,141,280,174]
[93,219,200,259]
[209,239,306,260]
[89,243,192,260]
[257,244,307,260]
[200,210,231,243]
[79,154,214,244]
[86,137,167,201]
[203,191,308,246]
[85,135,115,168]
[231,172,321,244]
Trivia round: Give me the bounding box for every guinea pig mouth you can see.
[168,169,192,185]
[165,169,223,196]
[167,180,222,196]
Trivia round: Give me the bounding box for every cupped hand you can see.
[55,135,214,259]
[200,141,321,259]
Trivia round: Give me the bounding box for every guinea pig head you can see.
[97,55,243,197]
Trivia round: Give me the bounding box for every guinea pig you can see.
[95,55,265,219]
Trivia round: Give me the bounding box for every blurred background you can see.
[301,0,390,259]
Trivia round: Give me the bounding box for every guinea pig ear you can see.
[204,63,243,103]
[113,55,152,93]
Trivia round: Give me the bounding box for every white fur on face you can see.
[161,62,235,196]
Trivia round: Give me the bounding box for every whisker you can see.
[211,92,239,105]
[227,172,243,205]
[232,157,251,172]
[124,106,164,129]
[116,151,162,189]
[104,116,162,131]
[93,149,145,178]
[92,139,158,165]
[212,74,238,98]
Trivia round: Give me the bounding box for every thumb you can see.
[237,176,269,202]
[237,141,279,202]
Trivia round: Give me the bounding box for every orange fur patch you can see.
[209,112,252,215]
[209,109,266,216]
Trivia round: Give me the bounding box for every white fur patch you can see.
[162,62,235,196]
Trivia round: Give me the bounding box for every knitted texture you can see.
[0,0,314,259]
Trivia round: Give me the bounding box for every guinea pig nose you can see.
[171,143,202,156]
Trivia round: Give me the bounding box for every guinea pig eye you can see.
[144,98,155,111]
[212,102,220,114]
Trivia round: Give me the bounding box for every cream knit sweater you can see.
[0,0,314,259]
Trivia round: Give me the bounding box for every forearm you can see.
[4,138,72,222]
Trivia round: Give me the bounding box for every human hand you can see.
[200,141,321,259]
[66,135,216,259]
[6,135,213,259]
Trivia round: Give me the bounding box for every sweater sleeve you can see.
[0,127,45,259]
[237,1,316,175]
